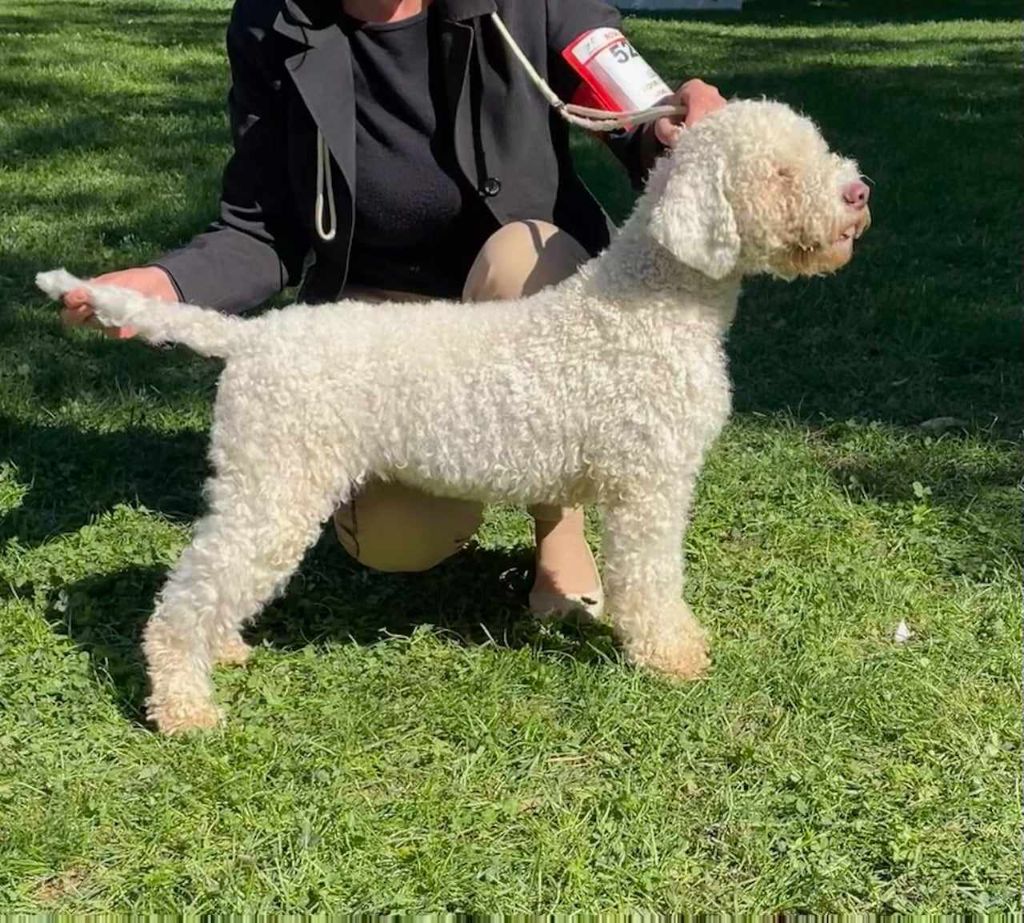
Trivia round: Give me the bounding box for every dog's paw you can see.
[633,637,710,681]
[625,602,710,681]
[146,696,223,735]
[214,633,253,666]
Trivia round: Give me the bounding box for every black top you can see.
[344,9,496,297]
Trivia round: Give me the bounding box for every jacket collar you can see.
[274,6,357,239]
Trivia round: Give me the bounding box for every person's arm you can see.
[148,0,308,314]
[544,0,725,188]
[63,1,308,330]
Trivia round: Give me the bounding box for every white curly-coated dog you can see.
[38,100,870,735]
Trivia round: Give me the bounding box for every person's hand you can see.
[60,266,177,339]
[654,78,727,147]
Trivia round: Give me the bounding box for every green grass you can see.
[1,0,1021,912]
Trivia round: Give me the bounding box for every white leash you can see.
[315,13,685,241]
[315,130,337,242]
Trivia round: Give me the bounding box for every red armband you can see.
[562,28,672,116]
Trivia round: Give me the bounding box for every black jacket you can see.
[153,0,661,313]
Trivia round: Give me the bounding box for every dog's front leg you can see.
[601,490,709,680]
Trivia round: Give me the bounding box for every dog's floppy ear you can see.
[647,146,740,280]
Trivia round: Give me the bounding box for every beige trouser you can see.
[333,219,590,572]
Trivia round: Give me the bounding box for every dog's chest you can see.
[573,319,731,472]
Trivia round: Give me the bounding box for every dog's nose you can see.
[842,180,870,209]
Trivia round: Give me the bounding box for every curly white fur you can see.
[37,101,869,734]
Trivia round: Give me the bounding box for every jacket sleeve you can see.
[150,2,308,314]
[545,0,667,190]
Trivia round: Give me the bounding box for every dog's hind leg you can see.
[142,458,350,734]
[601,488,710,681]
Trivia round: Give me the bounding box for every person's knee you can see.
[334,520,471,572]
[463,220,589,303]
[333,483,484,573]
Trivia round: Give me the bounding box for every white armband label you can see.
[562,28,672,112]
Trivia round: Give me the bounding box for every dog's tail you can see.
[36,269,244,358]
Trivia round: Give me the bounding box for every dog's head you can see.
[646,100,871,280]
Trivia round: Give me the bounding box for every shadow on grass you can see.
[0,415,209,545]
[0,2,228,45]
[42,536,618,725]
[812,424,1020,577]
[0,305,223,416]
[828,451,1021,510]
[41,564,166,722]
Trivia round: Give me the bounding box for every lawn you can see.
[0,0,1020,913]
